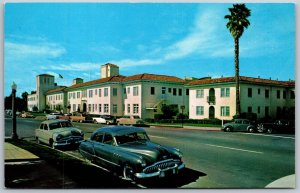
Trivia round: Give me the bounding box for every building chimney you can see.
[101,63,119,78]
[73,78,83,85]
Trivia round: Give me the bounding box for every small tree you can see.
[161,104,179,119]
[56,104,62,112]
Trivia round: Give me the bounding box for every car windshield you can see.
[49,121,73,130]
[115,132,149,145]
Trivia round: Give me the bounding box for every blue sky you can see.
[4,3,295,97]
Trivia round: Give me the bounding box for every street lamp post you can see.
[180,105,185,128]
[11,82,18,140]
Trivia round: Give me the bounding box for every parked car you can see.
[46,112,62,120]
[90,114,116,124]
[58,113,72,121]
[70,112,93,123]
[222,119,257,133]
[79,126,184,181]
[257,119,295,134]
[116,115,145,126]
[20,112,35,118]
[35,119,84,149]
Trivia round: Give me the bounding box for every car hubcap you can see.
[123,165,134,180]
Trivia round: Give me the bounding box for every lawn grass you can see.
[30,112,46,117]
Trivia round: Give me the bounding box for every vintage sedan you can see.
[222,119,257,133]
[257,119,295,134]
[116,115,146,126]
[20,112,35,118]
[90,114,116,125]
[46,112,62,120]
[79,126,184,181]
[35,119,84,149]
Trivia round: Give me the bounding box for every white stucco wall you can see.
[189,82,295,120]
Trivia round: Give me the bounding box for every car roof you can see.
[94,126,146,136]
[41,119,69,124]
[235,119,250,121]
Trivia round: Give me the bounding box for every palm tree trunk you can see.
[235,37,240,116]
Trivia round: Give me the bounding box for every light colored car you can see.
[70,112,89,122]
[90,114,106,124]
[116,115,145,126]
[21,112,35,118]
[90,114,116,124]
[46,112,62,120]
[35,119,84,149]
[58,113,72,121]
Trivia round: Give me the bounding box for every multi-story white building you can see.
[27,74,60,112]
[27,93,37,111]
[66,75,124,116]
[61,64,189,118]
[27,63,295,121]
[187,76,295,120]
[122,74,189,119]
[46,87,67,112]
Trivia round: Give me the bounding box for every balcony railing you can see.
[207,96,216,105]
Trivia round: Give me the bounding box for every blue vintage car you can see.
[79,126,184,181]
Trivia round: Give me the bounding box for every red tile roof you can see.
[46,87,67,94]
[66,75,125,90]
[123,73,185,83]
[187,76,295,87]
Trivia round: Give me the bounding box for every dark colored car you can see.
[222,119,257,133]
[257,120,295,134]
[79,126,184,181]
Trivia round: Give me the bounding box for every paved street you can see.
[4,117,295,188]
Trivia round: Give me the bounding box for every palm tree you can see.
[225,3,251,117]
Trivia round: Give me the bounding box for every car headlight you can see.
[141,159,147,167]
[174,148,183,158]
[56,134,63,141]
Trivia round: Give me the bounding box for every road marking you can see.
[148,135,166,139]
[205,144,263,154]
[242,133,295,140]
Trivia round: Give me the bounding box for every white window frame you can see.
[104,104,109,113]
[221,106,230,116]
[104,88,109,97]
[133,104,139,114]
[196,89,204,98]
[133,86,139,96]
[196,106,204,115]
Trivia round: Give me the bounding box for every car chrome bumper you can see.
[134,163,185,178]
[54,139,83,147]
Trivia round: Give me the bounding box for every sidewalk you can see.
[4,141,39,162]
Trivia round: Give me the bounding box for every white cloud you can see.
[5,42,66,59]
[114,6,233,67]
[112,58,163,68]
[44,62,102,71]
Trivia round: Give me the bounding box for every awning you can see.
[145,99,166,110]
